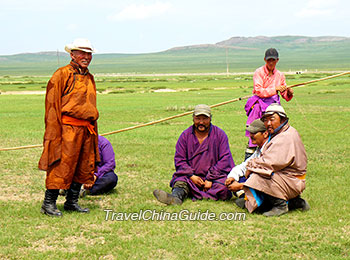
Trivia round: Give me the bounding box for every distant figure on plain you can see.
[38,39,100,217]
[236,104,310,217]
[244,48,294,159]
[153,104,234,205]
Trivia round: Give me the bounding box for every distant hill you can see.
[216,35,350,46]
[1,36,350,75]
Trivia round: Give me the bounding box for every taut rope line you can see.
[101,95,252,137]
[1,71,349,151]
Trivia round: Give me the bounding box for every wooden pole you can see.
[1,71,349,151]
[288,71,350,89]
[101,95,252,137]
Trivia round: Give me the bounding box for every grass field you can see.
[0,73,349,259]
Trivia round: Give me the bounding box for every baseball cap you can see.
[265,48,279,60]
[247,119,267,134]
[193,104,211,117]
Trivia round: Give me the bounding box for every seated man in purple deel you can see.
[82,135,118,196]
[153,104,235,205]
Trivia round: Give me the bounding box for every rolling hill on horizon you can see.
[1,35,350,76]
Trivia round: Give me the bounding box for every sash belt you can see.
[62,115,96,135]
[295,174,306,180]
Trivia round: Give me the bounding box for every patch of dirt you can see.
[152,88,176,93]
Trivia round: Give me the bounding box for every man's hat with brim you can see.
[265,48,279,60]
[65,38,96,53]
[247,119,267,134]
[193,104,211,117]
[261,103,287,119]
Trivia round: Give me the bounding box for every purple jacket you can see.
[170,125,234,200]
[95,136,116,178]
[244,95,280,146]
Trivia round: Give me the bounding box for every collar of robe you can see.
[70,61,89,75]
[267,119,289,143]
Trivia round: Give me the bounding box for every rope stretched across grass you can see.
[1,71,349,152]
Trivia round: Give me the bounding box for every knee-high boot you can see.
[41,189,62,217]
[64,182,89,213]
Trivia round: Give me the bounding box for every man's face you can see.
[262,113,282,134]
[193,115,211,133]
[264,58,279,72]
[70,50,92,69]
[250,131,268,148]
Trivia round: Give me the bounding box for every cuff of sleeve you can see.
[227,172,240,182]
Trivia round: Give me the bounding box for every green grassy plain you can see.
[2,35,350,76]
[0,74,350,259]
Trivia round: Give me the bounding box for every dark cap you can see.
[246,119,267,134]
[265,48,279,60]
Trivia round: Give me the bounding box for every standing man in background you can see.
[244,48,294,159]
[39,39,99,217]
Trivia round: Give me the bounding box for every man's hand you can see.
[190,175,204,188]
[286,88,294,95]
[228,181,244,192]
[83,174,97,189]
[275,85,287,93]
[203,180,212,192]
[225,177,235,187]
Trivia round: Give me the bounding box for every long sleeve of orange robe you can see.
[38,62,100,172]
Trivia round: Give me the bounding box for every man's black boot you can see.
[41,189,63,217]
[64,182,89,213]
[288,195,310,211]
[172,187,187,202]
[153,187,187,205]
[263,195,288,217]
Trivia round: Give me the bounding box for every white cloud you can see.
[66,23,79,32]
[296,0,337,17]
[108,2,172,21]
[296,8,332,17]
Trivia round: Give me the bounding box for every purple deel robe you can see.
[244,95,280,147]
[169,124,234,201]
[95,135,116,179]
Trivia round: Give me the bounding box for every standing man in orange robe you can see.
[38,39,100,217]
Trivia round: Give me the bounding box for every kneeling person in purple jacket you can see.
[82,135,118,196]
[153,104,235,205]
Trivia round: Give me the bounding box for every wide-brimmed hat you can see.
[65,39,96,53]
[261,103,287,119]
[193,104,211,117]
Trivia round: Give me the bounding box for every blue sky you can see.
[1,0,349,55]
